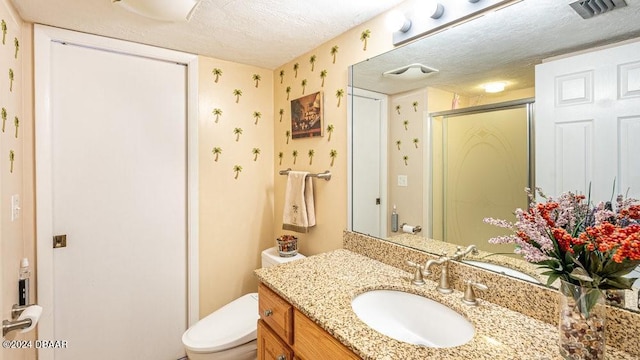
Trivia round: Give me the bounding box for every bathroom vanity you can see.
[257,283,359,360]
[255,248,637,360]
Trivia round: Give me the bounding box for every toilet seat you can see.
[182,293,259,353]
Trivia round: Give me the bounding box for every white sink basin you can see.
[463,260,540,283]
[351,290,474,348]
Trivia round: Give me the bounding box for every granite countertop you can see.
[254,249,635,360]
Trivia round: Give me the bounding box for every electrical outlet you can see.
[397,175,408,187]
[11,194,20,221]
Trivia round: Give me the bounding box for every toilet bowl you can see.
[182,247,305,359]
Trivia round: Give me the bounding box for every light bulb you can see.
[415,1,445,19]
[483,82,506,93]
[385,10,412,32]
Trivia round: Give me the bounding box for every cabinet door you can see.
[258,320,294,360]
[293,309,361,360]
[259,283,294,344]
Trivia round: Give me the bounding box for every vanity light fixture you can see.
[391,0,515,46]
[383,63,439,81]
[385,10,412,33]
[483,82,506,93]
[112,0,202,22]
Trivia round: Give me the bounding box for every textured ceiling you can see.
[352,0,640,96]
[9,0,405,69]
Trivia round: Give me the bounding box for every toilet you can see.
[182,247,305,360]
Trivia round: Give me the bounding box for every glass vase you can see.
[558,280,606,360]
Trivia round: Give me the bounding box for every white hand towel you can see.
[282,171,316,233]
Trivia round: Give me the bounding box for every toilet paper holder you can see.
[3,304,35,337]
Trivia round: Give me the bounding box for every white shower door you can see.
[35,26,197,360]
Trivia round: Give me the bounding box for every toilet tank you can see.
[261,247,305,268]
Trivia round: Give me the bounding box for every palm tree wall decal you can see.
[252,148,261,161]
[212,147,222,161]
[301,79,307,94]
[14,37,19,59]
[1,20,6,45]
[309,55,317,71]
[326,124,334,142]
[395,105,401,114]
[403,155,409,166]
[9,150,15,173]
[14,116,19,138]
[329,149,338,167]
[308,149,315,165]
[336,88,344,107]
[234,127,243,141]
[1,107,6,132]
[403,120,409,130]
[279,108,284,122]
[330,45,339,64]
[413,101,419,112]
[212,68,222,83]
[360,29,371,51]
[279,70,285,84]
[286,130,291,144]
[292,150,298,164]
[252,74,261,88]
[293,63,299,78]
[413,138,420,148]
[233,165,242,179]
[320,70,328,87]
[9,68,14,92]
[286,86,292,100]
[233,89,242,103]
[212,108,223,123]
[396,140,401,150]
[253,111,262,125]
[278,152,284,165]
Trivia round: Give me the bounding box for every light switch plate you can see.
[397,175,408,187]
[11,194,20,221]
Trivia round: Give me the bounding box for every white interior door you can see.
[536,39,640,200]
[351,88,387,238]
[35,26,198,360]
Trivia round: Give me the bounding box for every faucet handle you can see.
[462,280,488,306]
[405,260,425,285]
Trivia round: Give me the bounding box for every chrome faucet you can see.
[424,253,453,294]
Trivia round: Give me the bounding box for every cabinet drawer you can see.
[258,320,294,360]
[293,309,361,360]
[259,283,293,344]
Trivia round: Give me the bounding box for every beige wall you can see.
[198,56,275,316]
[272,13,394,256]
[1,0,36,359]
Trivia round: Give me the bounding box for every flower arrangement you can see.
[483,187,640,290]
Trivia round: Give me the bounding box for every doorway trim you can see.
[34,25,199,358]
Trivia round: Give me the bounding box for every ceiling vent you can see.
[570,0,627,19]
[382,63,439,81]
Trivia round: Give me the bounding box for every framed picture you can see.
[290,91,323,139]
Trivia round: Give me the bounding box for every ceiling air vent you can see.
[570,0,627,19]
[382,63,438,81]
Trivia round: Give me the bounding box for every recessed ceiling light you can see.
[483,82,506,93]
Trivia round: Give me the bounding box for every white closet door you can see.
[46,40,187,359]
[536,40,640,200]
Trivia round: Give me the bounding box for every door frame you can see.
[34,25,199,358]
[347,86,388,237]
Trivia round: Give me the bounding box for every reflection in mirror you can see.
[349,0,640,312]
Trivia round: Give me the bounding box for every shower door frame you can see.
[426,98,535,241]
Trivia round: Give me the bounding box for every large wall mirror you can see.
[349,0,640,312]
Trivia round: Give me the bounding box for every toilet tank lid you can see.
[182,293,259,352]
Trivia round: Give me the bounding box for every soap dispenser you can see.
[18,258,30,306]
[391,205,399,232]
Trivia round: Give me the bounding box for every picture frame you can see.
[290,91,323,139]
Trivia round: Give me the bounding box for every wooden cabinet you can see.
[258,319,294,360]
[258,283,361,360]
